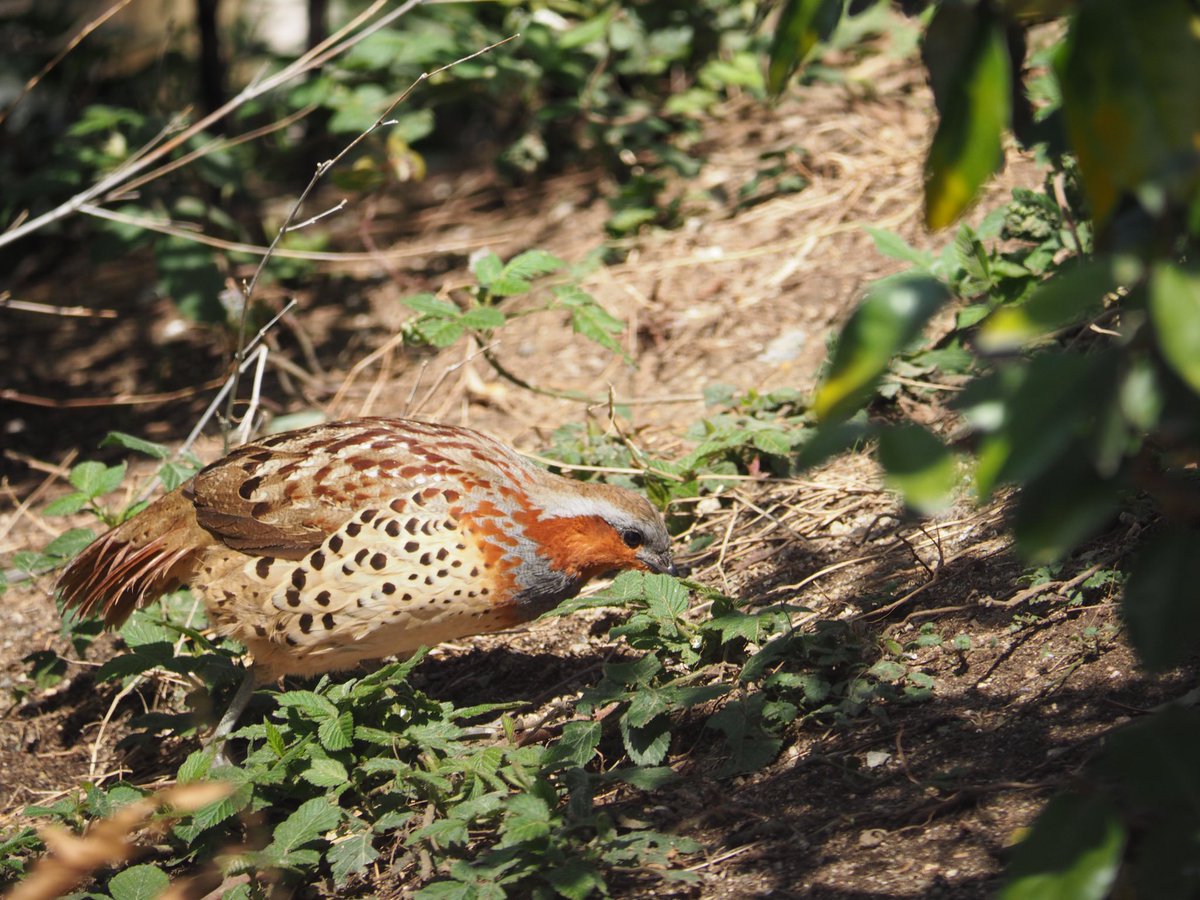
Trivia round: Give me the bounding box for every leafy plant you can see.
[774,0,1200,890]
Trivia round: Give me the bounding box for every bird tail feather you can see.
[57,488,205,626]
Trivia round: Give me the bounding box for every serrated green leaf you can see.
[869,660,906,681]
[410,817,470,848]
[303,756,350,788]
[318,710,354,751]
[101,432,170,459]
[42,528,96,561]
[402,293,460,317]
[866,225,934,269]
[546,720,601,768]
[416,317,465,347]
[276,689,338,719]
[185,777,252,832]
[264,721,286,756]
[97,643,174,682]
[643,573,689,619]
[328,831,380,885]
[43,492,89,517]
[922,4,1010,229]
[108,863,170,900]
[556,284,627,355]
[501,249,564,282]
[620,714,671,766]
[269,797,340,858]
[158,461,198,492]
[176,749,213,784]
[471,253,504,287]
[546,859,606,900]
[69,461,126,499]
[459,306,506,330]
[120,610,175,647]
[815,274,950,422]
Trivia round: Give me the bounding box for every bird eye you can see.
[622,528,644,549]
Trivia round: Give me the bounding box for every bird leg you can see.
[207,664,259,764]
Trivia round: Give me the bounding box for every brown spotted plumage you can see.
[58,417,675,682]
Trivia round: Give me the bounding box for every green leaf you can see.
[643,573,689,620]
[268,797,340,858]
[108,863,170,900]
[869,660,906,682]
[966,352,1114,498]
[1000,793,1124,900]
[1058,0,1200,226]
[410,817,470,848]
[876,424,958,514]
[158,461,198,492]
[402,293,460,318]
[69,461,127,499]
[1122,527,1200,671]
[1150,262,1200,394]
[620,714,672,766]
[555,284,627,356]
[922,4,1011,229]
[766,0,844,95]
[500,249,564,283]
[42,528,96,561]
[43,492,89,517]
[276,689,338,719]
[544,720,601,769]
[317,710,355,751]
[814,274,950,422]
[546,860,606,900]
[1014,455,1120,564]
[978,257,1128,352]
[101,432,170,459]
[328,831,380,885]
[176,749,213,784]
[303,756,350,788]
[459,306,506,331]
[471,253,504,288]
[865,226,934,269]
[416,317,466,348]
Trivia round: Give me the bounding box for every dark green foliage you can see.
[783,0,1200,891]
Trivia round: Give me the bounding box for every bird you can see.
[57,416,677,740]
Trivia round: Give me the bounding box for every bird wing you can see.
[188,420,444,559]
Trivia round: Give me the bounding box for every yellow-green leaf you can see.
[922,5,1011,229]
[1058,0,1200,226]
[814,274,950,423]
[1149,261,1200,394]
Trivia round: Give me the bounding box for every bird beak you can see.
[640,550,679,578]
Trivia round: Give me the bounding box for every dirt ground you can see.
[1,49,1188,898]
